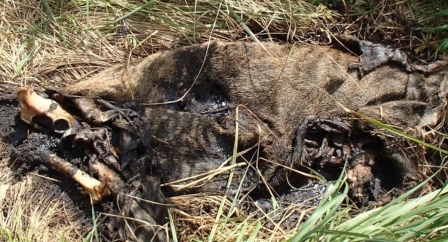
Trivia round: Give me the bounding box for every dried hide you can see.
[12,39,448,241]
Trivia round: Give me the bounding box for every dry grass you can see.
[1,0,447,241]
[1,0,446,89]
[0,142,92,241]
[0,0,125,89]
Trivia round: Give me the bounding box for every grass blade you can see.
[105,0,156,27]
[345,108,448,155]
[168,208,178,242]
[15,38,40,76]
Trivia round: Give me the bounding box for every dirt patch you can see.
[0,100,26,146]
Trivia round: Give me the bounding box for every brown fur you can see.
[65,41,448,192]
[66,41,447,124]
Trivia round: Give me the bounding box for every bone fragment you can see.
[17,86,79,132]
[40,153,110,203]
[89,161,124,195]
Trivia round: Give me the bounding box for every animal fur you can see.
[64,40,448,193]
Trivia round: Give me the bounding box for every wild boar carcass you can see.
[14,39,448,241]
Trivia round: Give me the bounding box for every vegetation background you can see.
[0,0,447,241]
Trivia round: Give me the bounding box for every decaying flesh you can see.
[16,87,124,203]
[12,37,448,241]
[64,39,447,195]
[14,87,167,241]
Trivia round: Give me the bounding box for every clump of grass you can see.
[0,0,126,88]
[1,0,446,88]
[411,0,448,58]
[285,168,448,241]
[317,0,448,61]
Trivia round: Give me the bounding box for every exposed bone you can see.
[40,153,110,203]
[15,87,130,203]
[17,86,80,132]
[89,160,124,195]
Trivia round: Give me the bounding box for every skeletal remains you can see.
[12,36,448,241]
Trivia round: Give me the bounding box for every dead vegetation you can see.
[0,142,92,241]
[1,0,447,88]
[0,0,447,241]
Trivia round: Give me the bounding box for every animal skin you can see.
[14,39,448,241]
[64,40,447,191]
[66,40,448,132]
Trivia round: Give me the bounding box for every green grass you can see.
[410,0,448,57]
[83,196,99,242]
[291,169,448,241]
